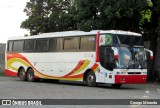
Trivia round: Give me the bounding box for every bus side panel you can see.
[5,53,35,77]
[5,52,107,83]
[33,52,99,81]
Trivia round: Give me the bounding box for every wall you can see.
[0,43,6,73]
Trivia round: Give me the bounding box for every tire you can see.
[112,84,122,88]
[27,68,35,82]
[86,71,96,87]
[19,68,27,81]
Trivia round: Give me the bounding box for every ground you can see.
[0,76,160,108]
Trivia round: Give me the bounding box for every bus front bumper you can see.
[115,75,147,84]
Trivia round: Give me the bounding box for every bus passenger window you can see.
[24,40,35,52]
[12,41,24,52]
[80,36,95,51]
[36,39,49,52]
[64,37,79,51]
[8,41,13,52]
[49,38,63,51]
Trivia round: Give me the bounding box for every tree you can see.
[140,0,160,81]
[21,0,148,35]
[72,0,148,32]
[21,0,76,35]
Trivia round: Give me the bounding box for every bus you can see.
[5,30,153,88]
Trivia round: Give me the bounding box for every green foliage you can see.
[156,0,160,33]
[21,0,153,35]
[21,0,76,35]
[140,1,152,26]
[72,0,149,32]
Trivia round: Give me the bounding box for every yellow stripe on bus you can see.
[71,60,90,75]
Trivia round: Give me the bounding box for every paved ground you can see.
[0,76,160,108]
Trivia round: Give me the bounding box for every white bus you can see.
[5,30,153,88]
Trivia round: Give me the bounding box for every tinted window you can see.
[24,40,35,51]
[64,37,79,51]
[12,40,24,52]
[80,36,95,51]
[117,35,143,46]
[133,37,143,46]
[36,39,49,52]
[8,41,13,52]
[50,38,63,51]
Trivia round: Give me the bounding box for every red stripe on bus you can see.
[5,69,17,77]
[95,31,100,62]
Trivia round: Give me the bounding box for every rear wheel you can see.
[86,71,96,87]
[27,68,35,82]
[112,84,122,88]
[19,68,27,81]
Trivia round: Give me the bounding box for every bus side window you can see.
[99,46,115,71]
[24,40,35,52]
[36,39,49,52]
[80,36,96,51]
[12,40,24,52]
[8,41,13,52]
[64,37,79,51]
[49,38,63,51]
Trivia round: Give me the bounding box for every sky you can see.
[0,0,30,43]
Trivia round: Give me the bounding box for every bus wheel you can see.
[86,71,96,87]
[19,68,27,81]
[112,84,122,88]
[27,68,35,82]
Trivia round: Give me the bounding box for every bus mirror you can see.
[144,48,153,61]
[114,55,118,60]
[150,56,154,61]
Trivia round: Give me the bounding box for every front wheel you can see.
[111,84,122,88]
[27,68,35,82]
[86,71,96,87]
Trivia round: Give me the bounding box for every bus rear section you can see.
[98,32,153,87]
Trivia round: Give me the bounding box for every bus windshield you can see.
[116,47,147,69]
[117,35,143,46]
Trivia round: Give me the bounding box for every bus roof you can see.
[8,30,142,40]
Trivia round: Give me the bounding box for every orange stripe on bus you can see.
[91,63,99,71]
[63,60,85,77]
